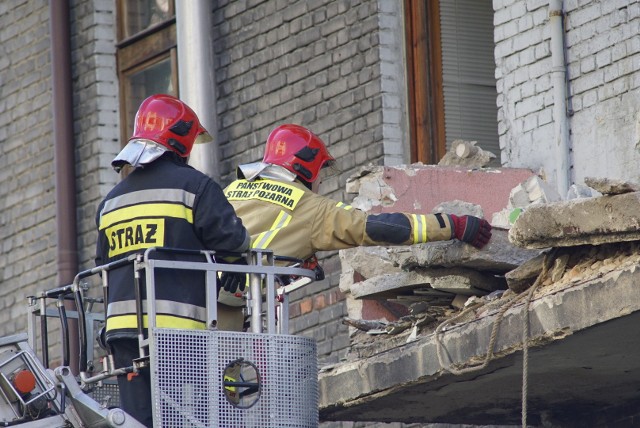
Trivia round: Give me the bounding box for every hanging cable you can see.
[435,249,557,427]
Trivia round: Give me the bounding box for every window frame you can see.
[115,1,178,148]
[404,0,446,164]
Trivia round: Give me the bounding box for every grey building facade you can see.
[2,0,640,426]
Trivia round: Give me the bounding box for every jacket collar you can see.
[236,162,298,182]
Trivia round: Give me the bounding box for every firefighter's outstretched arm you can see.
[364,212,491,248]
[313,200,492,251]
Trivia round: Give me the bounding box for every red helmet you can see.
[263,124,335,183]
[129,94,211,157]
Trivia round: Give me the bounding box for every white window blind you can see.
[440,0,500,163]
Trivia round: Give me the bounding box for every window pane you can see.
[122,0,173,38]
[123,57,174,138]
[440,0,499,164]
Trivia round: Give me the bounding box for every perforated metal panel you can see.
[87,379,120,409]
[151,328,318,427]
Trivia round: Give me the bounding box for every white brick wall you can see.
[378,0,409,166]
[71,0,119,270]
[497,0,640,189]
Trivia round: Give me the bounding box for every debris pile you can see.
[338,164,640,359]
[338,228,541,356]
[507,241,640,297]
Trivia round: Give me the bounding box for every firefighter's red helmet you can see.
[129,94,211,157]
[263,124,335,183]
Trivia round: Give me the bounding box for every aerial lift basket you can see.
[140,248,319,428]
[15,247,317,427]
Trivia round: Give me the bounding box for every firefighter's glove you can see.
[221,271,246,294]
[220,258,249,293]
[450,214,492,249]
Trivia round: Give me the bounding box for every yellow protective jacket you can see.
[224,176,455,262]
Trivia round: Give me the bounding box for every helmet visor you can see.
[194,129,213,145]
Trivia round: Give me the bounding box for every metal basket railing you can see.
[25,248,318,428]
[26,247,319,427]
[138,248,318,427]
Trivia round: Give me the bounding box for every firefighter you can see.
[94,94,250,427]
[220,124,492,309]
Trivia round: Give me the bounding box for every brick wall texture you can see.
[213,0,390,203]
[0,0,59,345]
[211,0,402,365]
[0,0,118,361]
[70,0,120,271]
[495,0,640,185]
[1,0,404,369]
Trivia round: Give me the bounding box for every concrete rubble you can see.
[339,229,542,339]
[337,164,545,341]
[508,188,640,248]
[319,169,640,426]
[437,139,497,168]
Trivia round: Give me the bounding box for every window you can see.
[405,0,499,165]
[116,0,178,144]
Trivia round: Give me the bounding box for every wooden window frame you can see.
[115,2,178,148]
[404,0,446,164]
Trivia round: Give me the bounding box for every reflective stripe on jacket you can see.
[96,154,250,341]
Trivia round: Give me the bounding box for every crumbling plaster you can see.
[346,164,536,220]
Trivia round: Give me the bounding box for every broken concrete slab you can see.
[584,176,640,195]
[504,251,549,293]
[390,293,453,307]
[509,191,640,249]
[319,262,640,426]
[342,318,387,332]
[428,268,505,294]
[339,246,402,280]
[338,231,541,325]
[350,271,435,299]
[384,229,543,272]
[340,230,541,279]
[567,183,602,199]
[350,268,503,300]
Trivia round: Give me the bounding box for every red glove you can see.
[449,215,492,249]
